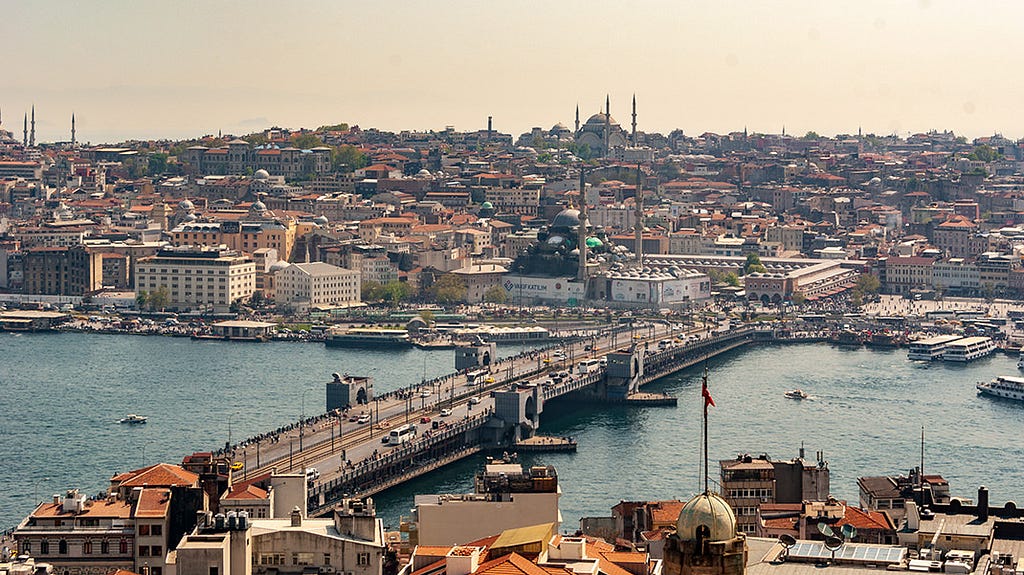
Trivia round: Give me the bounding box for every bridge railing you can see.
[310,411,490,498]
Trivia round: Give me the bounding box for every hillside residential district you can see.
[6,103,1024,575]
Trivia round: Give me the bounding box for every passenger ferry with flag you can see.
[907,335,963,361]
[941,336,995,362]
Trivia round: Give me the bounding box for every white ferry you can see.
[907,335,964,361]
[325,328,412,349]
[977,375,1024,401]
[942,336,995,362]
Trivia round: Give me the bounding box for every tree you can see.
[431,274,467,304]
[483,285,507,304]
[790,292,807,307]
[418,310,435,325]
[743,253,767,275]
[856,273,881,295]
[803,131,820,140]
[147,153,168,176]
[723,272,741,288]
[291,133,324,150]
[250,291,267,309]
[136,290,149,309]
[361,280,384,301]
[148,286,170,311]
[382,281,411,304]
[333,145,368,172]
[967,144,1001,163]
[317,123,349,132]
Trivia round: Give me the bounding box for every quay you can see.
[223,320,758,518]
[513,435,577,452]
[624,392,677,406]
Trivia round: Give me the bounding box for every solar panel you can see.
[787,542,906,565]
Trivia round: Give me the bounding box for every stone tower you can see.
[662,492,747,575]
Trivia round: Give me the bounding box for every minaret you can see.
[634,164,643,267]
[603,95,611,158]
[23,113,27,147]
[574,104,580,133]
[577,167,588,284]
[71,113,76,147]
[30,105,35,147]
[631,94,637,147]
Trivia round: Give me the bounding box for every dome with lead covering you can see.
[676,492,737,542]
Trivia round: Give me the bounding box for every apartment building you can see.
[135,246,255,313]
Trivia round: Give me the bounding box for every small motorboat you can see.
[119,414,148,424]
[784,389,808,400]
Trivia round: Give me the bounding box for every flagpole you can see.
[703,366,709,494]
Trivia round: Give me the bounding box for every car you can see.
[420,416,431,424]
[468,397,481,405]
[440,408,453,417]
[376,419,389,429]
[420,389,432,397]
[356,414,371,424]
[230,461,243,471]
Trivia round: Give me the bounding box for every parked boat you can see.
[119,414,148,424]
[942,336,995,363]
[325,328,412,349]
[977,376,1024,402]
[784,389,809,400]
[829,329,864,346]
[866,331,904,348]
[907,334,963,361]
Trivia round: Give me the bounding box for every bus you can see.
[466,369,490,385]
[387,424,417,446]
[577,358,602,374]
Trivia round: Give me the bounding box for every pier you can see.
[226,321,756,516]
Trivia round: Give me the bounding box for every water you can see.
[2,333,1022,532]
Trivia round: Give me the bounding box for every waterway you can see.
[2,332,1023,532]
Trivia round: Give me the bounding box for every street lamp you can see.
[227,411,240,450]
[300,387,315,452]
[33,477,51,503]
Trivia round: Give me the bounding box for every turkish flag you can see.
[702,381,715,409]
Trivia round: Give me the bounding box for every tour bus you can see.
[466,369,489,386]
[577,358,602,374]
[386,424,417,446]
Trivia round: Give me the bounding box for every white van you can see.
[305,467,320,483]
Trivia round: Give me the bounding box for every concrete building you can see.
[275,262,360,313]
[135,246,256,313]
[407,461,561,547]
[452,264,508,303]
[720,451,830,535]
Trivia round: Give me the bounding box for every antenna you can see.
[920,425,925,488]
[778,534,796,560]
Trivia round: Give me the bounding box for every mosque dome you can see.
[551,208,581,229]
[183,213,197,222]
[676,492,737,543]
[314,215,329,225]
[178,199,195,212]
[250,199,267,214]
[584,112,618,127]
[481,201,494,210]
[254,169,270,180]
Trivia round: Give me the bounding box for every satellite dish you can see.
[824,536,845,551]
[817,522,835,538]
[841,524,857,540]
[779,534,797,548]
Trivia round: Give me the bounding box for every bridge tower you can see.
[491,384,544,444]
[456,339,497,372]
[603,344,644,399]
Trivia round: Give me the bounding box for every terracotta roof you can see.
[648,501,685,525]
[33,497,133,519]
[596,557,633,575]
[118,463,199,488]
[135,488,171,518]
[223,484,268,500]
[476,552,560,575]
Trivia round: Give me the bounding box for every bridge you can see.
[226,322,756,516]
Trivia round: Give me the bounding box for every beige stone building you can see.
[275,262,360,313]
[135,246,256,313]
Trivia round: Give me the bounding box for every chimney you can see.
[905,500,920,531]
[978,486,989,522]
[291,506,303,527]
[446,547,481,575]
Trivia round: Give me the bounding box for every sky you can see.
[5,0,1024,145]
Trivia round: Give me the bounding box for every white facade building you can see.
[135,245,255,313]
[275,262,360,312]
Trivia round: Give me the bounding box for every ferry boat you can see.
[977,375,1024,401]
[119,414,148,424]
[907,335,964,361]
[829,329,864,346]
[784,389,809,400]
[865,331,904,348]
[941,336,995,362]
[325,328,412,349]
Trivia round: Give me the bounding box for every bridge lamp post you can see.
[227,410,240,450]
[33,477,51,504]
[300,386,314,453]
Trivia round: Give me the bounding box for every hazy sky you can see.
[5,1,1024,144]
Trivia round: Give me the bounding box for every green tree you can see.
[483,285,508,304]
[382,281,411,303]
[250,291,267,309]
[136,290,149,309]
[431,274,467,304]
[147,153,169,176]
[743,253,767,275]
[856,273,881,295]
[790,292,807,307]
[148,286,170,311]
[418,310,435,325]
[291,133,325,149]
[967,144,1001,162]
[332,145,368,172]
[317,123,350,132]
[361,280,384,301]
[803,131,820,140]
[242,132,269,145]
[723,272,741,287]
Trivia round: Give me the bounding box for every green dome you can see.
[481,201,494,209]
[676,492,737,542]
[585,237,603,248]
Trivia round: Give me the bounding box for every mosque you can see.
[515,95,637,158]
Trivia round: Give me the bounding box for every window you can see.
[40,541,49,554]
[151,545,162,557]
[120,539,128,554]
[101,540,109,554]
[151,524,162,536]
[357,553,370,566]
[323,553,331,566]
[139,524,150,536]
[83,540,92,554]
[139,546,149,557]
[21,542,30,554]
[209,567,218,575]
[58,540,67,555]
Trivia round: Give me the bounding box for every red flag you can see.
[702,381,715,409]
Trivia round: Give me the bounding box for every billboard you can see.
[503,275,585,304]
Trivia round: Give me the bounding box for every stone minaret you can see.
[29,105,35,147]
[631,94,637,147]
[71,113,76,146]
[603,95,611,158]
[23,112,28,147]
[635,164,643,267]
[574,104,580,134]
[578,167,588,283]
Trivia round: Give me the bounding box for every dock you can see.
[513,436,577,453]
[624,392,677,406]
